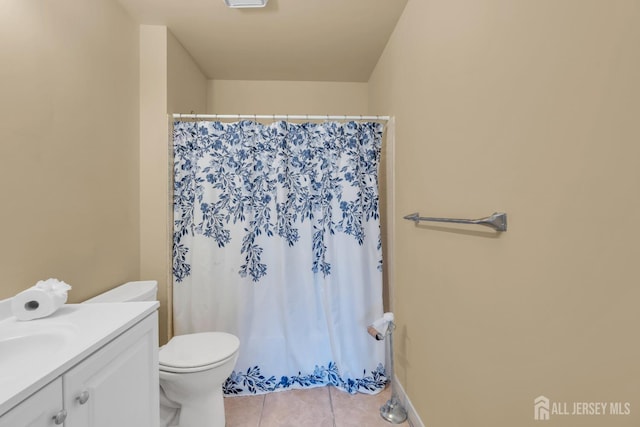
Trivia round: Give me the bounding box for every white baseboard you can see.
[393,377,424,427]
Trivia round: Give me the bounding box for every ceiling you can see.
[116,0,408,82]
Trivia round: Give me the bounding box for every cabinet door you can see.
[63,313,159,427]
[0,378,63,427]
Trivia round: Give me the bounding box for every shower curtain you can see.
[172,120,386,395]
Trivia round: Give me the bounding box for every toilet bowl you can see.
[84,281,240,427]
[159,332,239,427]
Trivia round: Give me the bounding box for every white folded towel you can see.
[367,312,395,340]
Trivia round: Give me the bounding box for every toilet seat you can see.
[160,352,238,373]
[159,332,240,373]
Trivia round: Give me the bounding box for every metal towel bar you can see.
[403,212,507,232]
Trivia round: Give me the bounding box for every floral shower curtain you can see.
[172,120,387,395]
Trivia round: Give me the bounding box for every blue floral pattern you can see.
[172,120,384,283]
[223,362,387,396]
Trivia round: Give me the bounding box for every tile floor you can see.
[224,385,410,427]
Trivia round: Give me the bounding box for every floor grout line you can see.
[327,386,337,427]
[256,394,266,427]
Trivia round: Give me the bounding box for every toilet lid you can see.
[159,332,240,369]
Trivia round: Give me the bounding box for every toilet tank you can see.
[83,280,158,303]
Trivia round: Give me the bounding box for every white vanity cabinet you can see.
[0,306,159,427]
[0,378,63,427]
[63,312,159,427]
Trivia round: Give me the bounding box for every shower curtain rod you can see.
[172,113,390,121]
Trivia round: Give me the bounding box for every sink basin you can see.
[0,324,76,382]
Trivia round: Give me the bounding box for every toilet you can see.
[84,281,239,427]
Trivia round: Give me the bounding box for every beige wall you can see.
[207,80,368,115]
[0,0,140,302]
[168,32,208,115]
[369,0,640,426]
[140,25,207,344]
[139,25,169,344]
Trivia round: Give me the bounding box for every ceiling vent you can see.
[224,0,268,8]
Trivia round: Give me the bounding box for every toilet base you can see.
[176,387,225,427]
